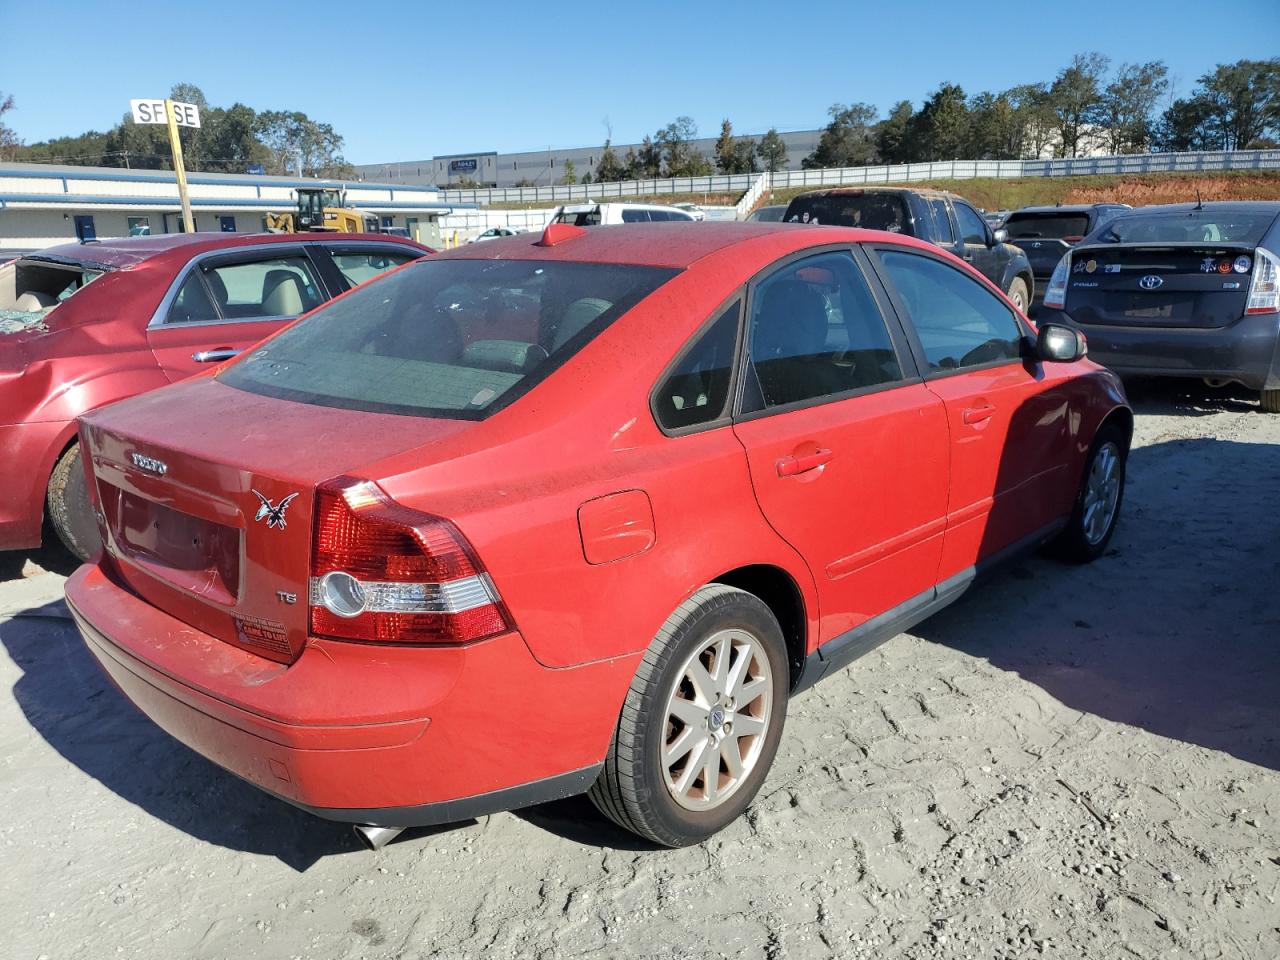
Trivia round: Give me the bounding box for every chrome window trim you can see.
[146,242,327,330]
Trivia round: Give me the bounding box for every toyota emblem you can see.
[1139,275,1163,290]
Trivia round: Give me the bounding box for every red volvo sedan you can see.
[65,222,1130,848]
[0,232,431,560]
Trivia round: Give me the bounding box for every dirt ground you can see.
[3,381,1278,960]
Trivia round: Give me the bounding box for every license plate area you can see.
[100,481,241,604]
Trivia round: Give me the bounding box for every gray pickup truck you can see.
[783,187,1036,312]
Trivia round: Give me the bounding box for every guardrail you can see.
[437,149,1280,210]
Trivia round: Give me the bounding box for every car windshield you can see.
[0,257,109,332]
[785,194,909,232]
[1004,213,1091,240]
[219,258,677,419]
[1094,210,1275,245]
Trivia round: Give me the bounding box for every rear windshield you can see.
[1004,213,1090,240]
[219,258,677,419]
[553,207,602,226]
[784,194,909,233]
[1093,211,1275,245]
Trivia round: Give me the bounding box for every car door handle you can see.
[962,404,996,424]
[191,348,240,363]
[776,449,833,477]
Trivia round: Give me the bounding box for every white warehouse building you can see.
[0,162,456,251]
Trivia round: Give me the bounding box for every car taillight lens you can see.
[1062,235,1084,243]
[1246,247,1280,315]
[1043,253,1071,310]
[309,476,510,645]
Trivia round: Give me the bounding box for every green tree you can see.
[1157,97,1218,151]
[1008,83,1056,158]
[1049,52,1110,157]
[714,118,736,173]
[1198,58,1280,149]
[803,102,878,169]
[256,110,353,178]
[656,116,711,176]
[756,127,788,172]
[560,159,577,185]
[595,139,626,181]
[876,100,915,163]
[630,137,662,179]
[1100,61,1169,153]
[910,83,970,160]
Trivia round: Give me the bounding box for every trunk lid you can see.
[81,378,470,664]
[1064,244,1256,329]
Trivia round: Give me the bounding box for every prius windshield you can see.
[220,258,677,419]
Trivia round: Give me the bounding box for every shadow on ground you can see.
[918,435,1280,771]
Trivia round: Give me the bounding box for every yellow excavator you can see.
[265,187,380,234]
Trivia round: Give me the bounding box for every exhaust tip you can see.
[353,824,404,851]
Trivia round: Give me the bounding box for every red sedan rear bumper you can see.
[65,564,634,825]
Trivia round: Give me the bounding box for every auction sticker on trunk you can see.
[235,614,290,655]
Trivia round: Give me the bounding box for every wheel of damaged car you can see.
[1006,277,1029,313]
[589,585,788,847]
[47,442,102,562]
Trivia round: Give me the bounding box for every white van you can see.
[551,203,698,226]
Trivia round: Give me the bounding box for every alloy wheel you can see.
[1082,441,1122,546]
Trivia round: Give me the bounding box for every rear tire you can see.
[589,585,788,847]
[1261,389,1280,414]
[1052,424,1126,563]
[47,442,101,562]
[1006,277,1030,313]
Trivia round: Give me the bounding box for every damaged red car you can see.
[0,232,431,559]
[66,221,1131,848]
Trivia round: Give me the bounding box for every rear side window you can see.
[879,250,1023,372]
[167,255,324,323]
[221,259,677,419]
[654,300,740,431]
[745,251,903,410]
[929,200,954,244]
[327,247,422,289]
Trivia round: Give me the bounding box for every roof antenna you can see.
[1194,189,1204,211]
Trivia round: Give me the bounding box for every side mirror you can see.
[992,227,1008,244]
[1037,323,1087,363]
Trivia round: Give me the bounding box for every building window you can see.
[382,215,395,229]
[127,216,151,237]
[219,216,237,232]
[73,216,96,242]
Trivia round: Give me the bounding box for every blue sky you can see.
[2,0,1277,165]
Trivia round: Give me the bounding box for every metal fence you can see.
[437,150,1280,209]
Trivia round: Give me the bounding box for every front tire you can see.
[1053,425,1126,563]
[1006,276,1030,313]
[589,585,788,847]
[47,442,102,562]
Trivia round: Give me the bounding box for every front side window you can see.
[328,247,422,289]
[878,250,1023,372]
[953,203,989,246]
[622,209,651,223]
[654,300,740,431]
[221,259,677,419]
[745,251,903,411]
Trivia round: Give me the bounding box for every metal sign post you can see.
[130,98,201,233]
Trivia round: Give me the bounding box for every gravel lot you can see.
[4,382,1278,960]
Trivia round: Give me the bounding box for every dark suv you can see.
[1003,204,1130,300]
[783,188,1035,311]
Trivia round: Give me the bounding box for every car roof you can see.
[25,232,427,270]
[432,221,937,269]
[1108,201,1280,215]
[1008,204,1127,215]
[792,186,955,201]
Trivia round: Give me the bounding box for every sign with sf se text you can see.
[130,99,201,128]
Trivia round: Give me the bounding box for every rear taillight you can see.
[1044,253,1071,310]
[1246,248,1280,315]
[1062,235,1084,243]
[309,477,510,645]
